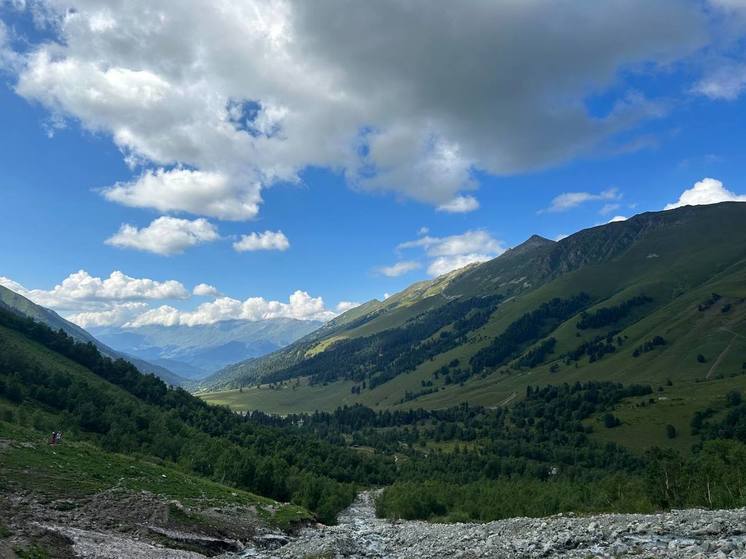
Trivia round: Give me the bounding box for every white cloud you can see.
[67,302,150,328]
[599,202,622,215]
[193,283,220,297]
[102,169,261,221]
[0,270,189,311]
[8,1,707,216]
[541,188,621,213]
[233,230,290,252]
[126,290,335,326]
[693,63,746,100]
[105,216,220,255]
[554,233,569,241]
[437,195,479,214]
[335,301,361,313]
[664,177,746,210]
[1,271,344,327]
[427,254,490,277]
[608,215,628,222]
[398,229,505,276]
[376,261,420,278]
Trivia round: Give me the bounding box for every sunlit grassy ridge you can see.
[200,203,746,426]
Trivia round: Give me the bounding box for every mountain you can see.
[90,318,321,379]
[0,299,384,532]
[0,284,185,386]
[199,202,746,413]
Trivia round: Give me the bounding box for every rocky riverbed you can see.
[5,490,746,558]
[233,491,746,559]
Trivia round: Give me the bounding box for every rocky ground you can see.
[233,491,746,559]
[4,490,746,558]
[0,489,289,559]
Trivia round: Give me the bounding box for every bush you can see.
[726,391,743,407]
[665,424,677,439]
[603,413,621,428]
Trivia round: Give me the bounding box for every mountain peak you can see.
[508,234,555,255]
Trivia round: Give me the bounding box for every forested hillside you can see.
[0,284,185,386]
[0,306,392,523]
[200,202,746,414]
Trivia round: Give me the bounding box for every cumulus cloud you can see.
[126,290,336,326]
[427,254,490,277]
[608,215,628,223]
[397,230,505,277]
[193,283,220,297]
[376,261,420,278]
[1,271,346,327]
[233,230,290,252]
[8,1,707,216]
[102,169,261,221]
[541,188,621,213]
[0,270,189,311]
[437,195,479,214]
[105,216,220,255]
[664,177,746,210]
[66,302,150,328]
[336,301,361,313]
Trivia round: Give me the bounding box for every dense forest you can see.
[2,305,746,525]
[470,294,591,373]
[262,295,504,387]
[576,295,653,330]
[0,307,393,523]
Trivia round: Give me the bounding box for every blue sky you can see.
[1,0,746,328]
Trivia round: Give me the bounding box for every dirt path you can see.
[706,335,736,379]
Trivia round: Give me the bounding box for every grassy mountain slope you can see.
[0,284,185,386]
[200,202,746,414]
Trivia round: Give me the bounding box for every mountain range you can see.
[90,318,321,379]
[198,202,746,413]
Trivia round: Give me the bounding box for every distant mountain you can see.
[90,318,322,379]
[0,284,185,386]
[199,202,746,412]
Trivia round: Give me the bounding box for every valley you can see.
[2,203,746,558]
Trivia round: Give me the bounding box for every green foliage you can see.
[376,476,653,522]
[14,545,50,559]
[645,440,746,509]
[0,308,394,522]
[516,337,556,368]
[576,295,653,330]
[263,296,504,388]
[726,390,742,407]
[603,413,621,428]
[632,336,667,358]
[470,294,591,373]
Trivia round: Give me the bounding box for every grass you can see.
[0,419,311,528]
[199,268,746,419]
[586,374,746,453]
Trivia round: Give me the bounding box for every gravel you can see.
[231,491,746,559]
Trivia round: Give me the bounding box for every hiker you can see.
[49,431,57,445]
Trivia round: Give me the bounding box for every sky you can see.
[1,0,746,329]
